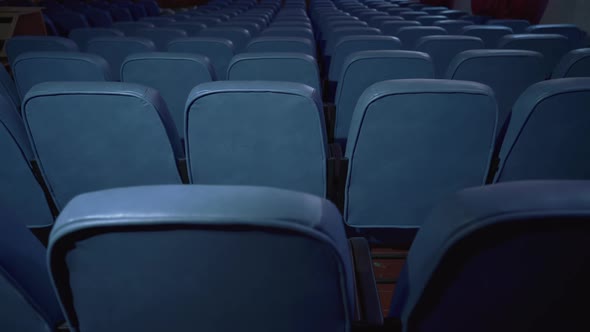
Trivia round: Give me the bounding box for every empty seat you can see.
[498,34,571,77]
[415,35,484,78]
[526,24,587,48]
[47,11,90,35]
[400,11,428,21]
[433,20,473,34]
[447,50,545,130]
[487,19,530,33]
[368,16,403,29]
[200,27,251,51]
[553,48,590,78]
[260,27,313,40]
[48,184,355,332]
[121,53,215,138]
[0,65,20,112]
[389,180,590,332]
[139,16,176,26]
[133,27,187,50]
[109,7,134,22]
[334,51,435,147]
[86,37,156,80]
[462,25,513,49]
[416,15,447,26]
[69,27,124,50]
[81,8,114,28]
[112,21,155,35]
[22,82,183,209]
[325,27,382,56]
[380,21,422,36]
[397,26,448,49]
[344,79,497,246]
[168,37,234,80]
[5,36,78,66]
[422,6,448,15]
[1,218,63,331]
[494,78,590,182]
[440,9,468,19]
[185,81,327,197]
[165,22,207,36]
[245,36,315,56]
[191,17,223,27]
[12,52,112,98]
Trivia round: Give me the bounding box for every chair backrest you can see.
[22,82,183,209]
[13,52,112,99]
[86,36,156,80]
[526,24,586,49]
[0,65,20,112]
[191,17,223,27]
[552,48,590,78]
[82,8,114,28]
[164,22,207,36]
[439,9,467,19]
[0,217,63,331]
[112,21,155,35]
[487,19,530,33]
[498,34,571,78]
[415,35,484,78]
[48,184,354,332]
[185,81,328,197]
[400,11,428,21]
[432,20,472,34]
[69,27,124,50]
[368,16,403,29]
[395,180,590,332]
[6,36,78,66]
[0,94,54,228]
[168,37,234,80]
[245,36,315,55]
[325,27,382,55]
[121,52,215,138]
[199,27,251,51]
[416,15,447,26]
[397,26,448,49]
[462,25,513,49]
[227,53,321,92]
[494,78,590,182]
[447,49,545,130]
[220,21,262,36]
[260,27,313,39]
[380,20,422,36]
[139,16,176,26]
[133,27,187,50]
[345,79,497,230]
[48,11,90,35]
[109,7,134,22]
[334,51,435,145]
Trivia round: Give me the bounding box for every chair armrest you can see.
[349,237,383,326]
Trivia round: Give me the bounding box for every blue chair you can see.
[334,51,435,147]
[164,22,207,36]
[185,81,328,197]
[386,7,412,16]
[415,35,484,78]
[0,95,55,229]
[487,19,530,33]
[112,21,155,35]
[553,48,590,78]
[344,79,497,246]
[227,53,321,92]
[324,27,382,56]
[168,37,234,80]
[5,36,78,66]
[494,78,590,182]
[47,11,89,35]
[191,17,223,27]
[397,26,448,49]
[108,7,134,22]
[199,27,251,51]
[421,6,448,15]
[439,9,468,20]
[389,180,590,332]
[462,25,513,49]
[0,65,20,113]
[140,0,161,16]
[260,27,313,39]
[368,16,404,29]
[245,36,315,55]
[86,37,156,80]
[400,11,428,21]
[447,49,545,132]
[380,21,422,36]
[12,52,112,99]
[526,24,586,49]
[81,8,114,28]
[0,218,63,331]
[219,21,262,36]
[47,184,355,332]
[499,34,571,78]
[68,27,124,50]
[22,82,184,209]
[139,16,176,26]
[433,20,473,34]
[133,28,187,50]
[416,15,447,26]
[121,53,215,138]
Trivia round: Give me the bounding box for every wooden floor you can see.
[371,248,407,316]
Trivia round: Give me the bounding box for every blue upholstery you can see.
[165,22,207,36]
[185,81,328,197]
[6,36,78,66]
[0,95,54,228]
[139,16,176,26]
[121,52,215,138]
[345,80,496,237]
[245,36,315,55]
[487,19,530,33]
[334,51,435,145]
[397,26,448,49]
[141,0,161,16]
[227,53,321,92]
[168,37,234,80]
[325,27,382,55]
[68,27,124,50]
[0,218,63,331]
[422,6,448,15]
[81,8,114,28]
[499,34,571,77]
[380,21,422,36]
[47,11,89,35]
[369,16,404,29]
[495,78,590,182]
[0,65,20,113]
[553,48,590,78]
[13,52,112,99]
[22,82,183,209]
[433,20,472,34]
[133,28,187,50]
[86,37,156,80]
[199,27,251,51]
[220,21,262,36]
[526,24,587,48]
[48,184,354,332]
[440,9,468,19]
[108,7,134,22]
[447,49,545,131]
[416,15,447,26]
[462,25,513,49]
[391,180,590,332]
[400,11,428,21]
[260,27,314,39]
[111,21,155,35]
[415,36,484,78]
